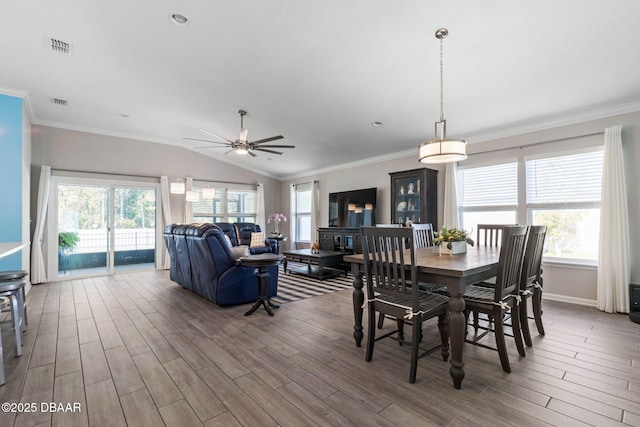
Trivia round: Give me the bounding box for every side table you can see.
[239,253,285,316]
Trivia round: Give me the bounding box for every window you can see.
[192,184,256,223]
[526,150,603,261]
[458,162,518,234]
[293,183,312,242]
[457,147,604,264]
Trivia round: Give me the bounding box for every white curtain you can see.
[289,184,296,245]
[30,165,51,284]
[597,125,630,313]
[256,183,266,230]
[443,162,460,229]
[160,176,172,269]
[310,180,320,243]
[184,177,193,223]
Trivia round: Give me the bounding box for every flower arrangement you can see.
[267,213,287,235]
[435,227,474,250]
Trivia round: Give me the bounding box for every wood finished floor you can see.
[1,270,639,426]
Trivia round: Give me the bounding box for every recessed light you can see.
[371,121,384,127]
[170,13,188,25]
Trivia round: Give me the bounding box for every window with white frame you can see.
[458,162,518,234]
[526,149,603,261]
[191,184,256,223]
[457,147,604,264]
[292,183,312,242]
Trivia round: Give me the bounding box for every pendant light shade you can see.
[170,178,185,194]
[185,190,200,203]
[418,28,467,164]
[201,186,216,199]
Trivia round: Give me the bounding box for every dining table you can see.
[344,245,501,389]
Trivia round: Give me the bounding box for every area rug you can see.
[273,262,353,303]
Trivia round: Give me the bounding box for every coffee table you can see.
[282,249,348,280]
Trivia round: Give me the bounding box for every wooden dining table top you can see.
[343,245,501,279]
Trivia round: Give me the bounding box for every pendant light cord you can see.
[440,36,445,123]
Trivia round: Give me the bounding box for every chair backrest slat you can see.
[494,225,529,301]
[412,223,435,248]
[361,226,418,306]
[520,225,547,290]
[477,224,513,247]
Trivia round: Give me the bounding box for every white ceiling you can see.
[2,1,640,179]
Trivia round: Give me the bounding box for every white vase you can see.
[439,241,467,255]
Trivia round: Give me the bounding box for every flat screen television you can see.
[328,187,377,228]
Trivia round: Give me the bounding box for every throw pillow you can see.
[250,231,266,248]
[230,245,250,259]
[224,234,233,248]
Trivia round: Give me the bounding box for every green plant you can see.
[58,231,80,251]
[434,227,474,249]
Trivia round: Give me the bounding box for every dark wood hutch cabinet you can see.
[389,167,438,228]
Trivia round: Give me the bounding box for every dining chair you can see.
[378,223,437,329]
[518,225,547,346]
[412,223,436,248]
[476,224,513,247]
[462,225,529,373]
[360,226,449,383]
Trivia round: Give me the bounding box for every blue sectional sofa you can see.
[163,223,278,305]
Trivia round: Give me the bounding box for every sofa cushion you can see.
[250,232,266,248]
[224,234,233,248]
[230,245,250,259]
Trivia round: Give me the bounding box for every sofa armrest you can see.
[265,238,279,254]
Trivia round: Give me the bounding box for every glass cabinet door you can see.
[389,168,438,228]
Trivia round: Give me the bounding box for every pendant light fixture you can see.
[170,178,185,194]
[419,28,467,164]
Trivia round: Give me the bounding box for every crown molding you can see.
[31,118,281,180]
[282,99,640,181]
[465,99,640,143]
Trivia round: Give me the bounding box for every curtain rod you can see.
[51,169,257,187]
[470,131,604,156]
[191,178,254,186]
[52,168,160,180]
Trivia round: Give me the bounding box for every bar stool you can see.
[0,297,8,385]
[0,270,28,358]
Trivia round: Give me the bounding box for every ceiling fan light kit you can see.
[418,28,467,164]
[185,110,295,157]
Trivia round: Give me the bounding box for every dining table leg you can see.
[448,291,466,389]
[352,270,365,347]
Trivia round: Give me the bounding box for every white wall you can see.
[280,111,640,304]
[30,125,282,232]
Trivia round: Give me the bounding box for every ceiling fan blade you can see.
[253,147,283,155]
[192,146,231,149]
[255,144,295,149]
[200,128,234,143]
[224,149,235,155]
[251,135,284,145]
[184,137,230,145]
[248,150,258,157]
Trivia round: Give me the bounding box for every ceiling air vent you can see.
[50,38,72,55]
[51,98,68,106]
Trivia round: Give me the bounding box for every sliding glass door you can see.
[49,176,159,280]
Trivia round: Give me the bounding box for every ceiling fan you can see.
[184,110,294,157]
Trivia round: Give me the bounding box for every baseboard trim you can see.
[543,292,596,307]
